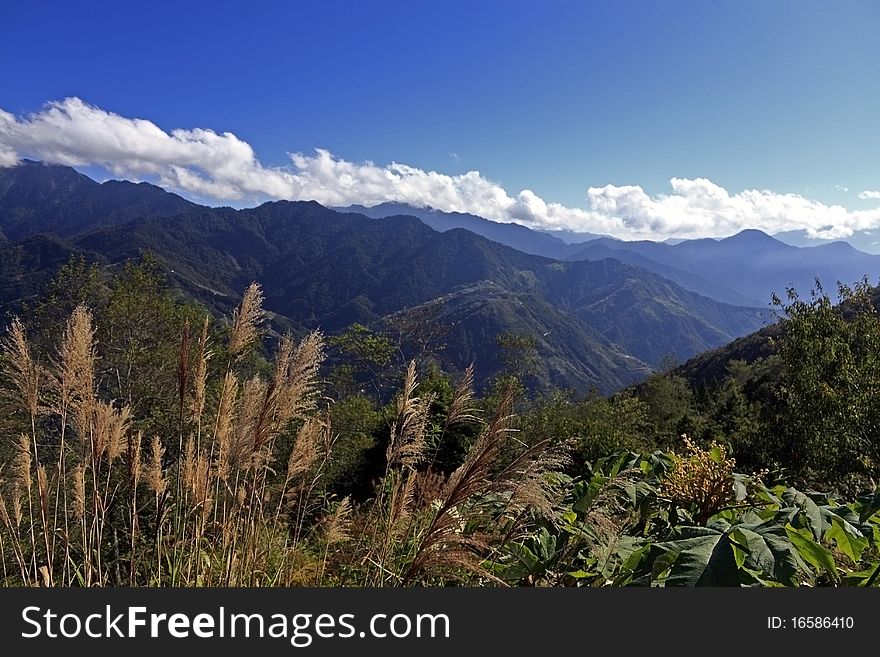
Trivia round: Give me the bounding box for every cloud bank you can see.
[2,97,879,241]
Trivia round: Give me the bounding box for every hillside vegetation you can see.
[1,261,879,587]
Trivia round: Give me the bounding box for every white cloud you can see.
[2,97,880,241]
[859,190,880,200]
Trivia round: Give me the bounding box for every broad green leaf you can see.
[786,526,838,580]
[730,536,747,569]
[706,517,730,532]
[650,550,678,583]
[665,532,740,587]
[667,525,725,541]
[618,542,652,573]
[573,474,609,513]
[782,487,825,540]
[863,562,880,587]
[741,567,787,587]
[856,491,880,524]
[841,564,880,587]
[505,542,540,574]
[537,527,559,562]
[732,522,802,585]
[820,505,872,548]
[826,517,868,563]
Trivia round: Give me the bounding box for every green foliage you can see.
[644,277,880,492]
[328,323,395,401]
[496,331,539,383]
[490,447,880,587]
[518,389,651,470]
[636,372,696,447]
[103,255,204,415]
[324,394,385,499]
[5,220,880,587]
[25,256,107,352]
[770,279,880,488]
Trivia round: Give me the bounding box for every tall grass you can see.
[0,284,566,587]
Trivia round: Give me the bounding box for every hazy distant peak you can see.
[723,228,780,243]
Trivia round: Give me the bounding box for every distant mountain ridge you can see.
[0,161,770,393]
[337,202,880,309]
[773,228,880,255]
[338,202,581,260]
[577,229,880,306]
[0,160,198,240]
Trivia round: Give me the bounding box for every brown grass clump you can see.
[331,369,569,587]
[0,280,568,588]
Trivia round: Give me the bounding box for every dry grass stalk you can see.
[401,385,566,584]
[176,319,191,420]
[245,331,325,459]
[190,315,211,421]
[14,434,32,491]
[60,305,97,440]
[2,317,41,416]
[0,494,10,530]
[386,361,433,470]
[229,282,264,356]
[440,387,518,510]
[323,497,352,545]
[72,465,86,521]
[92,403,112,460]
[229,375,268,472]
[145,436,167,496]
[214,372,239,481]
[187,450,213,518]
[130,431,143,486]
[11,485,23,527]
[286,418,324,481]
[108,405,131,462]
[275,331,325,424]
[414,469,447,508]
[488,438,570,518]
[388,470,416,537]
[36,465,49,522]
[444,363,479,429]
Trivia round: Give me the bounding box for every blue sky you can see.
[1,0,879,240]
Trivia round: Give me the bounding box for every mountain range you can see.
[774,228,880,255]
[346,203,880,308]
[3,160,872,395]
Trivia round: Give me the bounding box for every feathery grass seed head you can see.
[145,436,167,496]
[229,282,265,356]
[2,317,41,416]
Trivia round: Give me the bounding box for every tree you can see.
[771,278,880,489]
[638,372,694,445]
[383,299,451,370]
[26,256,106,355]
[496,331,539,386]
[328,323,395,402]
[101,253,205,437]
